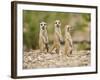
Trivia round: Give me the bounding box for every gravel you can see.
[23,50,90,69]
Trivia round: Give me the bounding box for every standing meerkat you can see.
[39,21,49,52]
[64,25,73,56]
[50,20,63,54]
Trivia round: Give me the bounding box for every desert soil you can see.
[23,50,90,69]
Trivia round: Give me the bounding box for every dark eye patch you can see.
[40,24,43,26]
[44,24,46,26]
[55,22,57,24]
[68,27,70,31]
[58,22,60,24]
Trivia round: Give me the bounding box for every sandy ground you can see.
[23,50,90,69]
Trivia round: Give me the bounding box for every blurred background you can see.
[23,10,91,51]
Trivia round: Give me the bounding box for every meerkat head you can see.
[55,20,61,28]
[40,21,47,30]
[65,25,72,32]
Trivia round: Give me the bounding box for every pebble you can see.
[23,50,90,69]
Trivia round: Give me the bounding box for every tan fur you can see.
[64,25,73,56]
[50,20,63,54]
[39,22,49,52]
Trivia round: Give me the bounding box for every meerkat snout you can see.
[40,22,47,30]
[65,25,72,32]
[55,20,61,28]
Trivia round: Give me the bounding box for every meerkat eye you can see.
[40,24,43,26]
[68,27,70,31]
[58,22,60,24]
[55,22,57,24]
[44,24,46,26]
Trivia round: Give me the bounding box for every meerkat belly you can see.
[39,33,45,51]
[64,37,72,55]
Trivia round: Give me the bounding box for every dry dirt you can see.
[23,50,90,69]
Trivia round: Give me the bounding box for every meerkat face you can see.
[40,22,47,30]
[55,20,61,28]
[65,25,72,32]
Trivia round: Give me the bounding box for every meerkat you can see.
[39,21,49,53]
[50,20,64,54]
[64,25,73,56]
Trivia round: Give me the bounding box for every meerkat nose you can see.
[56,24,59,28]
[42,26,45,30]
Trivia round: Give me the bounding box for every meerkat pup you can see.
[39,21,49,53]
[50,20,63,54]
[64,25,73,56]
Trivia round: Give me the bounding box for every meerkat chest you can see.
[65,32,73,47]
[65,32,71,40]
[54,33,60,43]
[40,30,45,36]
